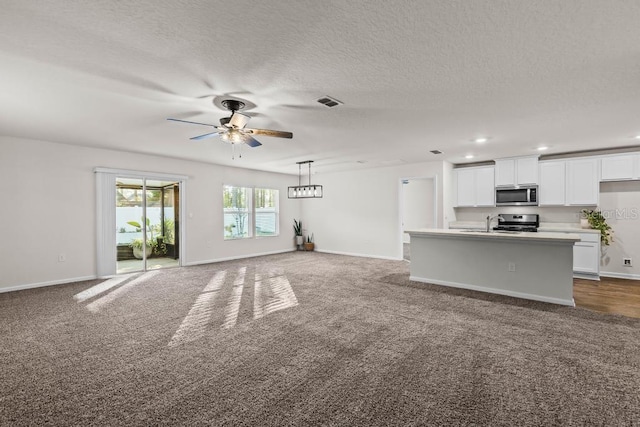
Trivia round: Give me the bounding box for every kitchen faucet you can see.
[486,215,504,232]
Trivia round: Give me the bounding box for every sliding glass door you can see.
[115,177,180,274]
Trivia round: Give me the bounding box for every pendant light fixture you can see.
[288,160,323,199]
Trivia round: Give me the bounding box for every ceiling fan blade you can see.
[229,112,250,129]
[245,128,293,139]
[242,135,262,148]
[167,118,216,127]
[190,131,223,141]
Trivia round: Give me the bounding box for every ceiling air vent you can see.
[317,96,343,108]
[430,150,443,154]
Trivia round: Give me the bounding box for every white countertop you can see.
[407,228,581,243]
[538,223,600,234]
[448,221,601,234]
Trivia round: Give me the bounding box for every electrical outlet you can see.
[508,262,516,272]
[623,258,632,267]
[58,253,66,262]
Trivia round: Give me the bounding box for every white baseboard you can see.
[2,249,299,294]
[600,271,640,280]
[0,275,98,294]
[184,248,296,267]
[316,249,403,261]
[409,276,576,307]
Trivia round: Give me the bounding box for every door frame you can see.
[95,167,188,278]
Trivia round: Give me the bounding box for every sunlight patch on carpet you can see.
[254,272,298,320]
[168,270,227,347]
[168,265,299,347]
[73,273,139,303]
[222,267,246,329]
[84,271,160,313]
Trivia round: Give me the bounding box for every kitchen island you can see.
[406,229,581,306]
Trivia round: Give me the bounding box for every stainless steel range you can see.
[493,213,539,232]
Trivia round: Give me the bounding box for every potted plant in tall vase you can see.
[293,219,304,248]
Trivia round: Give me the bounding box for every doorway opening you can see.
[401,177,437,261]
[116,178,180,274]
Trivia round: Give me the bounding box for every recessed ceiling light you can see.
[465,154,474,159]
[474,137,488,143]
[537,146,549,151]
[635,135,640,140]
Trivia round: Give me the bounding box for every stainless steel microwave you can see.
[495,185,538,206]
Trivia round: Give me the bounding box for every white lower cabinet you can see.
[572,232,600,278]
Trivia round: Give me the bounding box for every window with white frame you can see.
[255,188,279,237]
[223,186,279,240]
[223,185,252,239]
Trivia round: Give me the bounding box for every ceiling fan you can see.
[167,99,293,151]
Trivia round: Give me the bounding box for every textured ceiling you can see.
[1,0,640,175]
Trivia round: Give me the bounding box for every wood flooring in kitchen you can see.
[574,277,640,319]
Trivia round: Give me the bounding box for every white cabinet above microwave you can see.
[495,156,539,187]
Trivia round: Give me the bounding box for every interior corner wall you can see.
[300,161,445,260]
[0,137,301,292]
[442,161,456,228]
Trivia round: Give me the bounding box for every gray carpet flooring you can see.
[1,252,639,426]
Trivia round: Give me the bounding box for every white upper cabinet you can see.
[475,166,496,206]
[495,156,538,186]
[455,168,476,207]
[538,161,566,206]
[600,153,639,181]
[454,166,495,207]
[516,156,539,185]
[539,157,599,206]
[494,159,516,187]
[566,158,599,206]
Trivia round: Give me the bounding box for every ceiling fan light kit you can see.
[288,160,323,199]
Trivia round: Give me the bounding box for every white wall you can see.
[302,162,445,260]
[0,137,301,292]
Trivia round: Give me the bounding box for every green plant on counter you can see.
[581,209,613,246]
